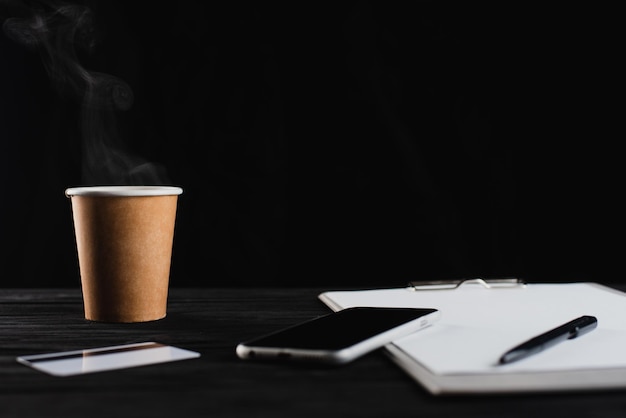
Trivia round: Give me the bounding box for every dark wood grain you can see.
[2,287,626,418]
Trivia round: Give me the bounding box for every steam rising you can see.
[3,1,169,185]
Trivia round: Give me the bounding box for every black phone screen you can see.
[244,307,438,350]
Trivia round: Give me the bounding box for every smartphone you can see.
[236,307,440,365]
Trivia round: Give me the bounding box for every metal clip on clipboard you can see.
[407,277,526,291]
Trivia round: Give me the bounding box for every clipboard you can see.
[319,280,626,395]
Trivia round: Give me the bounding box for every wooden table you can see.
[2,287,626,417]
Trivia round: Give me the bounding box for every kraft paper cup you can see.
[65,186,183,323]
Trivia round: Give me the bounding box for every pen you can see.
[499,315,598,364]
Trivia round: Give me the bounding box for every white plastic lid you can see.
[65,186,183,197]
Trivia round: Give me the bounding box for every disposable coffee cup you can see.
[65,186,183,323]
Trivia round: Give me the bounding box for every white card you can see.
[17,342,200,376]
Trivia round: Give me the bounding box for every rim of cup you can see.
[65,186,183,197]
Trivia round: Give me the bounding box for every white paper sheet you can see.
[320,283,626,375]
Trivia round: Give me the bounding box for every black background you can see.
[0,1,620,288]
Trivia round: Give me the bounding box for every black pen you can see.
[499,315,598,364]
